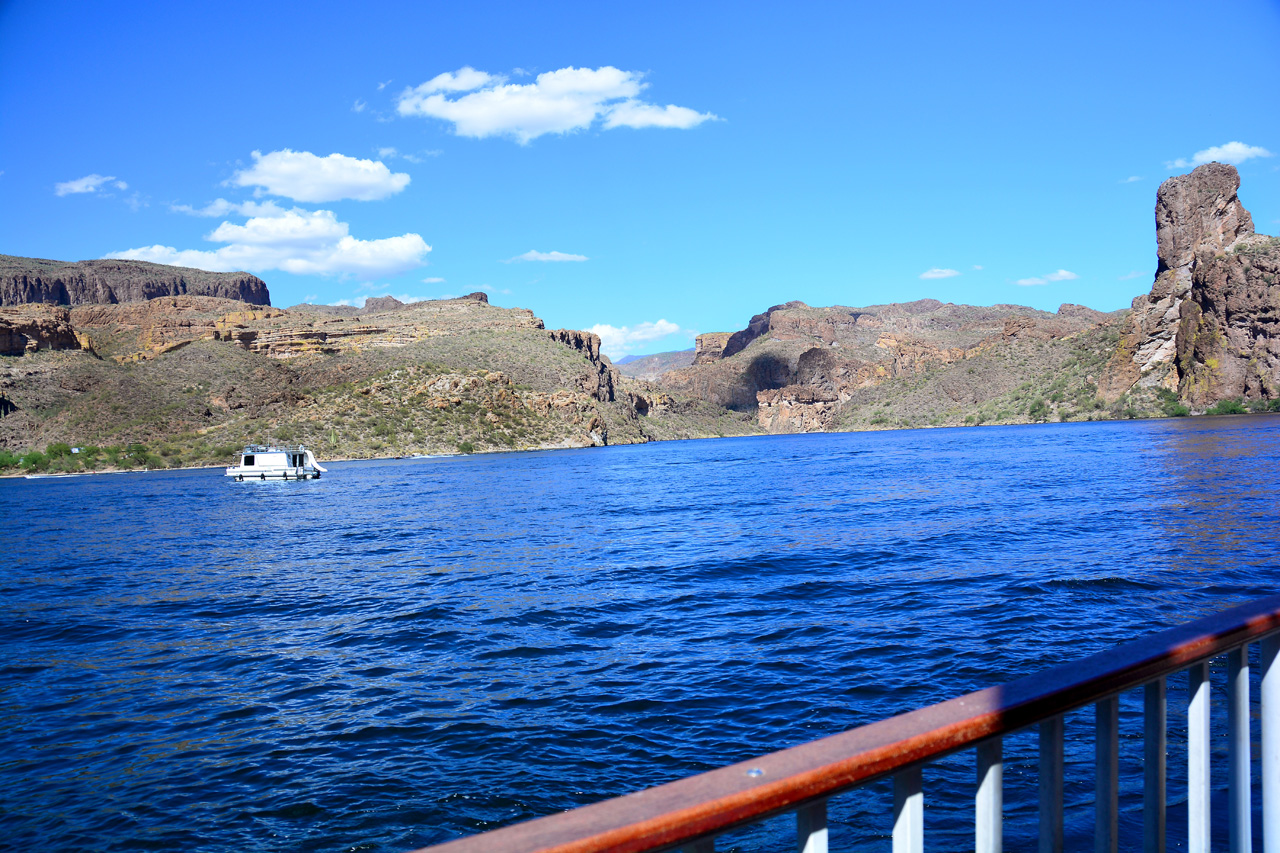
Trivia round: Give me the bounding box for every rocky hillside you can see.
[1098,163,1280,405]
[0,288,756,469]
[657,298,1126,431]
[0,254,270,306]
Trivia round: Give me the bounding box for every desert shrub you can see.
[1206,399,1247,416]
[0,450,20,469]
[20,451,49,471]
[457,441,475,454]
[45,442,73,458]
[1155,388,1190,417]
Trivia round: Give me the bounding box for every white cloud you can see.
[377,79,392,91]
[1120,176,1142,183]
[376,146,440,164]
[588,319,683,357]
[1119,270,1146,280]
[919,267,960,279]
[107,206,430,277]
[352,99,367,113]
[422,276,445,283]
[505,249,588,262]
[171,198,290,217]
[55,174,121,196]
[972,265,984,270]
[603,100,716,130]
[228,149,411,202]
[1016,269,1078,286]
[396,65,718,144]
[1167,141,1273,169]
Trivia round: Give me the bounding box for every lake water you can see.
[3,416,1280,852]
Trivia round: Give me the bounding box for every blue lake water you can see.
[3,416,1280,852]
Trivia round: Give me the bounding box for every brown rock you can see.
[0,305,81,355]
[693,332,731,364]
[1100,163,1280,405]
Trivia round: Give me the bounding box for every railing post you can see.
[1097,696,1119,853]
[1144,677,1167,853]
[893,765,923,853]
[1263,635,1280,853]
[1189,661,1211,853]
[1040,714,1064,853]
[1229,646,1253,853]
[796,799,827,853]
[977,737,1003,853]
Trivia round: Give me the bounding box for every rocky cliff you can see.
[0,255,270,307]
[0,305,85,356]
[1100,163,1280,404]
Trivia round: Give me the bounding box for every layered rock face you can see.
[0,305,83,356]
[1100,163,1280,404]
[0,255,270,307]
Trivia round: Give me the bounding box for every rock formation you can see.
[547,329,619,402]
[693,333,731,364]
[1100,163,1280,404]
[0,305,84,356]
[0,255,270,307]
[363,295,406,312]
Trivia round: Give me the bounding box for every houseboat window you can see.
[243,455,255,466]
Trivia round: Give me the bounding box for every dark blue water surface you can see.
[3,416,1280,852]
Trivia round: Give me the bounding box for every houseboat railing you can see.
[411,595,1280,853]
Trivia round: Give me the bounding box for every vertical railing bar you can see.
[1189,661,1211,853]
[1144,677,1167,853]
[1262,635,1280,853]
[976,737,1003,853]
[893,765,923,853]
[1039,714,1064,853]
[796,799,828,853]
[1096,695,1119,853]
[1229,646,1253,853]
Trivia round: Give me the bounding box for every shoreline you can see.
[3,410,1275,480]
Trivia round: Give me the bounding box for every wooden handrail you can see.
[412,595,1280,853]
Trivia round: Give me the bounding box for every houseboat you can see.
[226,444,327,480]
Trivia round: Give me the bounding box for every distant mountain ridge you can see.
[614,348,695,379]
[0,254,270,307]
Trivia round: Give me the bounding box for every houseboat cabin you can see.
[226,444,327,480]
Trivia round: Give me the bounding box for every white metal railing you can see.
[413,597,1280,853]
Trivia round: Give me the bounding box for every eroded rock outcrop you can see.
[693,332,731,364]
[1100,163,1280,404]
[0,255,270,307]
[548,329,618,402]
[0,305,83,355]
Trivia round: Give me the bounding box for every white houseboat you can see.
[226,444,327,480]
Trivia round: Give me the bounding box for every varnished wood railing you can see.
[411,595,1280,853]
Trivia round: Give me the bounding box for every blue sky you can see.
[2,0,1278,358]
